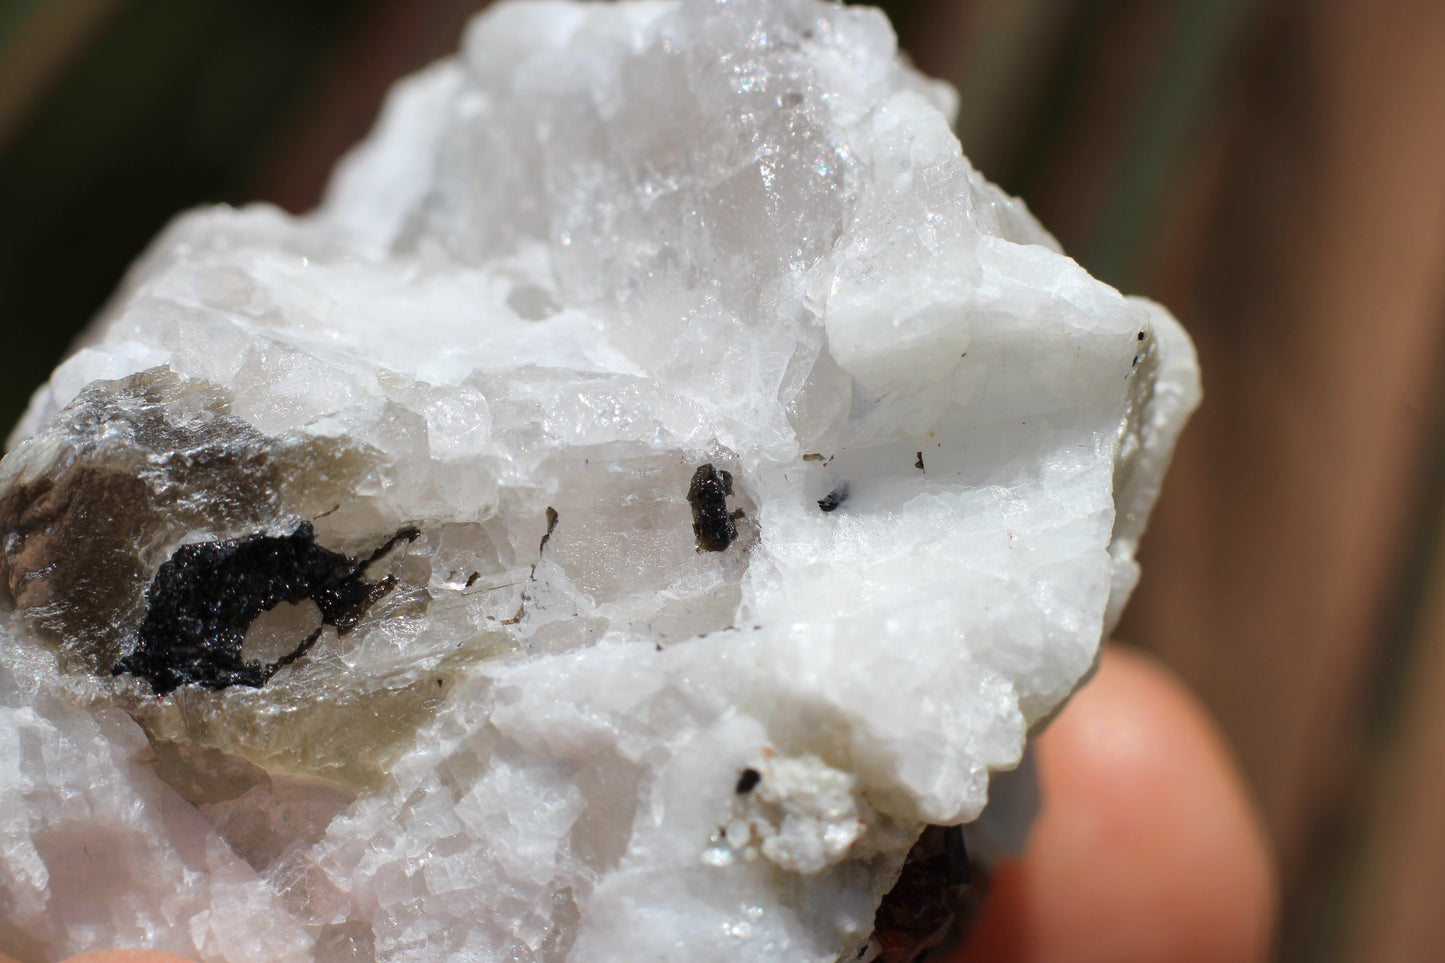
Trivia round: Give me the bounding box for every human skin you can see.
[949,645,1278,963]
[11,645,1274,963]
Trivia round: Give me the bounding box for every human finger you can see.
[949,644,1277,963]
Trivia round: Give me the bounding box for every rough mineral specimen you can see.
[0,1,1199,960]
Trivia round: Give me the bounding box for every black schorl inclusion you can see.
[113,523,417,695]
[687,463,737,552]
[817,483,849,513]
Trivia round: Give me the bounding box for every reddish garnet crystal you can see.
[871,825,989,962]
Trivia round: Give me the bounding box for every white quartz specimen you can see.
[0,1,1199,961]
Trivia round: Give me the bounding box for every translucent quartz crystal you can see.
[0,1,1199,961]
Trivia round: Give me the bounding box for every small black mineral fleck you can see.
[818,484,849,513]
[736,768,762,794]
[914,451,925,471]
[687,463,737,552]
[113,523,415,695]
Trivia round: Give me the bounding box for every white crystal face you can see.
[0,1,1199,961]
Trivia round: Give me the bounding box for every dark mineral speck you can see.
[736,768,762,794]
[818,484,849,513]
[914,452,925,471]
[113,523,415,695]
[687,463,737,552]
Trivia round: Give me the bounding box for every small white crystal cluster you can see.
[0,1,1199,961]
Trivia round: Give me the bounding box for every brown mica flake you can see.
[871,825,990,963]
[686,463,737,552]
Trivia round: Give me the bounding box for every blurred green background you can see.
[4,2,1445,961]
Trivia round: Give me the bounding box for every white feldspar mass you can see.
[0,1,1199,961]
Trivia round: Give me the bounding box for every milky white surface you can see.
[0,1,1198,960]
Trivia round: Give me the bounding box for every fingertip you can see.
[952,645,1277,963]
